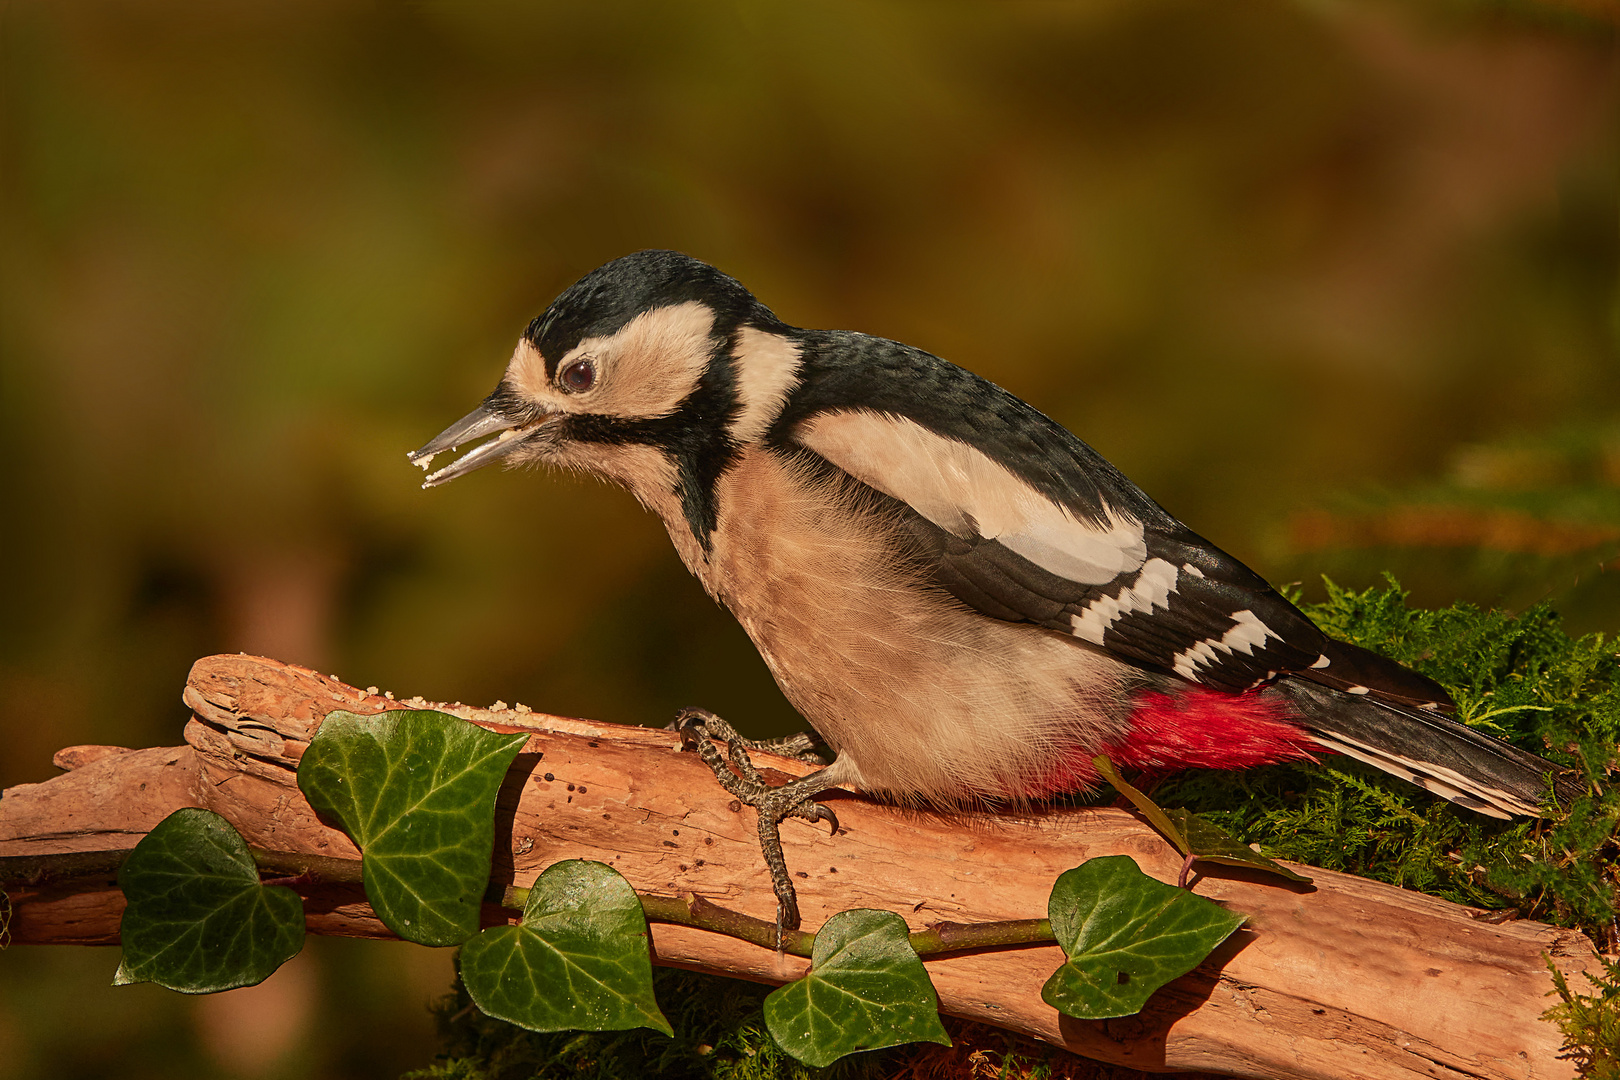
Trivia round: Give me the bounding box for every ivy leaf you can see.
[1042,855,1245,1019]
[1093,755,1311,884]
[460,860,671,1036]
[297,709,529,946]
[115,808,304,993]
[1162,807,1312,883]
[764,909,951,1067]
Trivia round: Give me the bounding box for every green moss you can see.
[406,969,1144,1080]
[403,967,895,1080]
[1546,955,1620,1080]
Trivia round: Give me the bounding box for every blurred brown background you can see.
[2,2,1616,1077]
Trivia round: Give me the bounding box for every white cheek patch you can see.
[728,328,802,443]
[521,301,716,421]
[797,410,1148,585]
[1069,558,1179,645]
[1172,609,1280,681]
[585,301,717,419]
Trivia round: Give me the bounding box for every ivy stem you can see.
[906,917,1054,955]
[258,873,314,889]
[248,851,365,884]
[638,893,816,957]
[0,848,366,888]
[631,894,1055,958]
[500,886,1056,958]
[6,849,1059,960]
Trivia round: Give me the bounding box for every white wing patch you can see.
[1172,609,1281,681]
[1069,558,1179,645]
[797,410,1147,586]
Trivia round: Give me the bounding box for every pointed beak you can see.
[407,402,553,489]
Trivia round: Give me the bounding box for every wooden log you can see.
[0,653,1602,1080]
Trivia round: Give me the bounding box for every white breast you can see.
[691,447,1138,806]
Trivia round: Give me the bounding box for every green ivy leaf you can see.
[764,909,951,1067]
[297,709,529,946]
[115,808,304,993]
[1162,807,1312,883]
[460,860,672,1036]
[1093,755,1311,884]
[1042,855,1245,1019]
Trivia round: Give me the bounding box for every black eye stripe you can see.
[559,359,596,393]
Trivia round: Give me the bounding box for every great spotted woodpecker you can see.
[410,250,1574,931]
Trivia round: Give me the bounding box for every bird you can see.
[409,249,1576,932]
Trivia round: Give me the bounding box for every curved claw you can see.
[797,801,839,835]
[671,706,717,736]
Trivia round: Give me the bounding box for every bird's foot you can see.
[674,707,840,945]
[667,707,828,765]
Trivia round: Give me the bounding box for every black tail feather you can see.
[1297,638,1456,712]
[1277,677,1582,818]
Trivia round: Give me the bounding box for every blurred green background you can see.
[2,1,1616,1077]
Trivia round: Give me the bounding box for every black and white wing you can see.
[775,333,1449,706]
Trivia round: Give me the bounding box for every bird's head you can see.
[410,252,800,519]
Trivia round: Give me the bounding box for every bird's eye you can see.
[558,360,596,393]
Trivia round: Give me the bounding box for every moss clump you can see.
[1546,955,1620,1080]
[403,969,1142,1080]
[403,968,887,1080]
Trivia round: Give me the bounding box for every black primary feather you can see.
[1276,678,1582,817]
